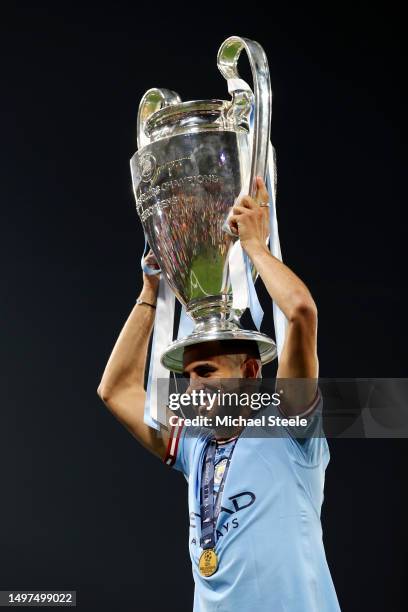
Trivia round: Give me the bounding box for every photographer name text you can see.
[168,414,308,428]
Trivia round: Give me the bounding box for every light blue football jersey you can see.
[164,390,341,612]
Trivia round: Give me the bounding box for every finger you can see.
[228,215,240,234]
[144,252,159,268]
[236,194,257,209]
[231,205,250,216]
[145,251,156,261]
[255,176,269,205]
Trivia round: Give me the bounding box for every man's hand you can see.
[228,177,270,255]
[143,248,161,290]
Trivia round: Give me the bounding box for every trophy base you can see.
[160,323,277,373]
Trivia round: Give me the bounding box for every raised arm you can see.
[96,251,169,458]
[229,177,318,413]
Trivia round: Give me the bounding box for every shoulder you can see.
[163,422,210,474]
[257,387,330,467]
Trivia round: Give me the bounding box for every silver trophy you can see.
[130,36,277,372]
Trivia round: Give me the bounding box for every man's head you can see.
[181,339,262,427]
[182,339,262,381]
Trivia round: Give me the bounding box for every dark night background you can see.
[0,2,406,611]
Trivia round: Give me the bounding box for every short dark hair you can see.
[182,339,261,368]
[216,339,261,361]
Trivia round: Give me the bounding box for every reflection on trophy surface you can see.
[133,127,240,306]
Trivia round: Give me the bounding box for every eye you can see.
[196,365,217,377]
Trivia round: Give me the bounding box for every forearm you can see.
[245,243,316,321]
[233,178,318,384]
[98,283,158,395]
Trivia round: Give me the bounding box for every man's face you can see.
[181,341,260,418]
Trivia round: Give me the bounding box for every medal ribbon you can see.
[200,437,238,550]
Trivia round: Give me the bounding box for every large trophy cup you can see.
[130,36,277,373]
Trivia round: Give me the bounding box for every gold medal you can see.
[199,548,218,577]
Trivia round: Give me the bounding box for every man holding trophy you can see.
[97,37,341,611]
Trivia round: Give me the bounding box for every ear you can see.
[241,358,262,379]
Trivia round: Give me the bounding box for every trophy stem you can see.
[186,295,242,334]
[186,293,238,329]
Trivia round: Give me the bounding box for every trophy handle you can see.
[137,88,182,149]
[217,36,272,198]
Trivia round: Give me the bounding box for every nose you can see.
[186,376,206,396]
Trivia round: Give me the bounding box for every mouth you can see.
[198,402,210,417]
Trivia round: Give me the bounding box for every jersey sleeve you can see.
[163,421,192,477]
[280,387,330,466]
